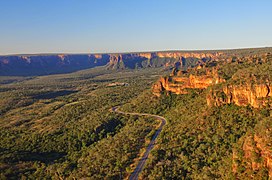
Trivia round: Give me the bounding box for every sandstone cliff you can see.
[156,52,223,59]
[153,52,272,109]
[105,51,225,70]
[207,83,272,108]
[153,68,225,96]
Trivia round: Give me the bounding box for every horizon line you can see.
[1,46,271,56]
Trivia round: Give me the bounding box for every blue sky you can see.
[0,0,271,54]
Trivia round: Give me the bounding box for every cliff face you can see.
[153,69,225,96]
[207,83,272,108]
[107,54,124,69]
[1,50,270,76]
[156,52,223,59]
[153,52,272,109]
[106,53,153,69]
[0,51,224,76]
[0,54,110,76]
[106,51,225,70]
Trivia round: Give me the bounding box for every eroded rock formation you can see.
[207,83,272,108]
[153,68,225,96]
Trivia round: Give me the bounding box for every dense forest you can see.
[0,48,271,179]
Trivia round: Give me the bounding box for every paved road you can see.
[111,107,166,180]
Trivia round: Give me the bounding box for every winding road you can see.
[111,107,166,180]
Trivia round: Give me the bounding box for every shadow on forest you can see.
[1,148,66,164]
[33,90,78,100]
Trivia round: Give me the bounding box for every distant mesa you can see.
[0,54,109,76]
[0,48,271,76]
[0,51,224,76]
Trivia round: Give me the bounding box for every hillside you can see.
[140,51,271,179]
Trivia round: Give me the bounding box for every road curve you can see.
[110,107,166,180]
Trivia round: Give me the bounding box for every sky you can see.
[0,0,272,55]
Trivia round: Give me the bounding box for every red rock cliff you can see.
[153,69,225,96]
[156,52,223,59]
[207,83,272,108]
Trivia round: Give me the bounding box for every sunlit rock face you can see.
[156,52,223,59]
[153,68,225,96]
[105,52,224,70]
[207,83,272,108]
[152,52,272,109]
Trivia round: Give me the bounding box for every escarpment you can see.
[153,67,225,96]
[0,54,110,76]
[0,51,222,76]
[1,48,271,76]
[106,51,225,70]
[150,50,271,179]
[156,52,223,59]
[153,52,272,109]
[207,62,272,108]
[207,83,272,108]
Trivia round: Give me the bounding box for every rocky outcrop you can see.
[152,79,165,97]
[107,54,125,69]
[153,69,225,96]
[207,83,272,108]
[233,131,272,178]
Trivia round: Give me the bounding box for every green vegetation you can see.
[0,67,165,179]
[0,49,271,179]
[121,57,272,179]
[125,91,269,179]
